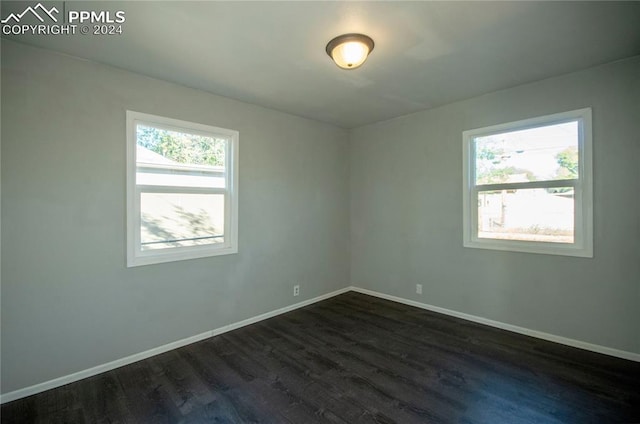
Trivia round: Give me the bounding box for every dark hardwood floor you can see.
[2,292,639,423]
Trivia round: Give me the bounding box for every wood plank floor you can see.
[2,292,639,423]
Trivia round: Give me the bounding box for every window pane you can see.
[136,124,227,188]
[478,188,574,243]
[140,192,224,250]
[136,124,226,167]
[475,121,578,184]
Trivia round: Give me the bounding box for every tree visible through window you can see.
[463,109,593,257]
[127,112,239,267]
[136,125,226,167]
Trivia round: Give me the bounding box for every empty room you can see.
[1,1,639,423]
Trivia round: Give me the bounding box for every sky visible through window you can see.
[475,121,578,184]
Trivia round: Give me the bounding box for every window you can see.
[463,108,592,257]
[126,111,238,267]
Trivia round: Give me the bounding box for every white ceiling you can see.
[3,1,640,128]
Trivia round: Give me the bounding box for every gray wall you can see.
[1,40,350,394]
[350,56,640,354]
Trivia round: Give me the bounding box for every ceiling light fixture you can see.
[325,33,375,70]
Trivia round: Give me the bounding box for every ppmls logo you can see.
[1,3,58,24]
[1,2,126,36]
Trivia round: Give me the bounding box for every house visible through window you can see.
[126,111,239,267]
[462,108,592,257]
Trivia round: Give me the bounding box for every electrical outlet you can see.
[416,284,423,295]
[293,285,300,297]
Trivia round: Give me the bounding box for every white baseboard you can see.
[0,287,351,405]
[3,285,638,404]
[349,286,640,362]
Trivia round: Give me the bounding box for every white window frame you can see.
[126,111,239,267]
[462,108,593,257]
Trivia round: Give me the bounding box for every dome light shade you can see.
[326,33,374,70]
